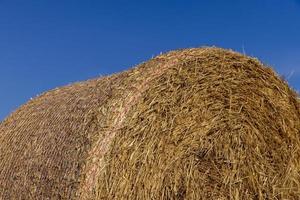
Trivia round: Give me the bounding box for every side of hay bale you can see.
[0,47,299,199]
[92,48,300,199]
[0,75,122,199]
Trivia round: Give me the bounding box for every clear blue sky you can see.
[0,0,299,121]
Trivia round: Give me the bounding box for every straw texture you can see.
[0,47,299,200]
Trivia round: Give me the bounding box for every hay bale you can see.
[0,47,299,199]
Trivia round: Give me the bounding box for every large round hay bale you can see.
[0,47,299,199]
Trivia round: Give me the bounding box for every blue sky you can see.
[0,0,299,120]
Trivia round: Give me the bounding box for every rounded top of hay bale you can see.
[0,47,299,199]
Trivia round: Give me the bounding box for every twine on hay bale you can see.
[0,47,299,199]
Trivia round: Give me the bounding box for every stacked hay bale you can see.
[0,47,299,199]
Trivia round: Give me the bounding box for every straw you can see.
[0,47,299,199]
